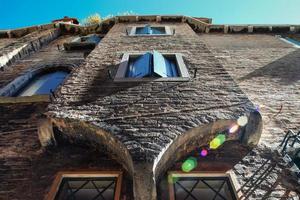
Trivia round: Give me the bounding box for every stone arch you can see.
[38,117,134,176]
[153,111,262,181]
[0,63,76,96]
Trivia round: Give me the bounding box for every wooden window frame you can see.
[45,171,123,200]
[168,171,239,200]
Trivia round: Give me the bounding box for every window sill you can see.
[114,77,190,82]
[127,34,173,37]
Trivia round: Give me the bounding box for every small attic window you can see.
[114,51,190,82]
[64,34,102,51]
[15,70,69,97]
[129,25,173,36]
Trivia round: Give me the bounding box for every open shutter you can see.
[127,52,151,78]
[153,51,178,77]
[145,24,152,34]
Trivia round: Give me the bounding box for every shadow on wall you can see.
[35,143,133,199]
[75,61,185,105]
[157,141,251,200]
[238,49,300,85]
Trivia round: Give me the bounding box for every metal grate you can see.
[173,177,237,200]
[55,177,116,200]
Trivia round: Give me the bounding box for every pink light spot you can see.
[200,149,208,157]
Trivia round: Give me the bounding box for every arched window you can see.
[16,70,69,96]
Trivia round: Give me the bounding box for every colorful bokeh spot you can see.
[216,134,226,144]
[182,157,197,172]
[209,134,226,149]
[237,116,248,126]
[200,149,208,157]
[256,105,260,112]
[209,137,221,149]
[229,124,239,134]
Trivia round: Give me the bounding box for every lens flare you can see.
[210,137,221,149]
[237,116,248,127]
[216,134,226,144]
[182,157,197,172]
[210,134,226,150]
[229,124,239,134]
[200,149,208,157]
[255,105,260,112]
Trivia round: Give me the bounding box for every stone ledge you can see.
[0,95,50,104]
[206,24,300,34]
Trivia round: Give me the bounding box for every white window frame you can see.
[128,25,173,36]
[114,53,190,82]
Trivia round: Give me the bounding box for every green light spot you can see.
[216,134,226,144]
[182,157,197,172]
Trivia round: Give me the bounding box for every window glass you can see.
[17,71,68,96]
[135,25,166,35]
[151,27,166,34]
[170,175,237,200]
[55,177,116,200]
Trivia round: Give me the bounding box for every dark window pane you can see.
[151,27,166,34]
[174,177,236,200]
[135,26,166,35]
[136,25,151,34]
[17,71,68,96]
[55,177,116,200]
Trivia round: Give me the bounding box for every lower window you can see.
[168,172,238,200]
[46,171,123,200]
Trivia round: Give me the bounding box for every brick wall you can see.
[201,34,300,199]
[49,22,256,163]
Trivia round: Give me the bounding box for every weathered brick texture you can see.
[201,34,300,199]
[48,23,256,162]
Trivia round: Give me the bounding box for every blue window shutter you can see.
[145,25,152,34]
[153,51,178,77]
[128,53,151,78]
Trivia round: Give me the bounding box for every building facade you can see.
[0,15,299,200]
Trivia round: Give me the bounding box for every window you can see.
[129,25,173,36]
[46,171,123,200]
[114,51,190,82]
[15,70,69,96]
[168,172,238,200]
[64,34,102,51]
[277,35,300,48]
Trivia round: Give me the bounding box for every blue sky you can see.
[1,0,300,29]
